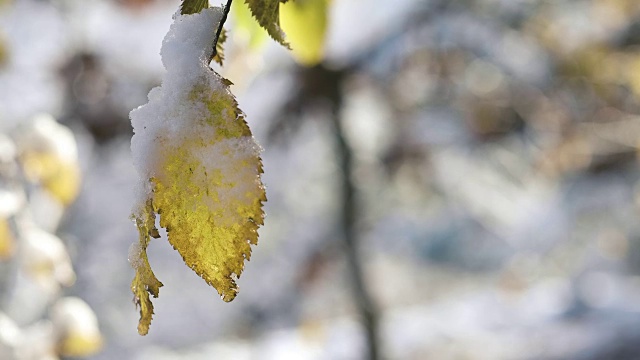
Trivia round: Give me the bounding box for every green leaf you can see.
[211,28,227,66]
[244,0,290,47]
[232,0,269,49]
[280,0,328,65]
[181,0,209,15]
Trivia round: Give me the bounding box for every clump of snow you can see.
[130,7,223,184]
[129,7,263,218]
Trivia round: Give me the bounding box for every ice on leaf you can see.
[129,7,265,335]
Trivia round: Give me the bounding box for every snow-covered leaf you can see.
[129,7,265,335]
[50,297,103,357]
[15,115,81,206]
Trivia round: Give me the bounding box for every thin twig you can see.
[334,115,380,360]
[327,69,380,359]
[211,0,233,61]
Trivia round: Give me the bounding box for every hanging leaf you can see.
[129,7,265,335]
[0,31,9,69]
[0,217,14,260]
[232,0,269,49]
[211,28,227,66]
[181,0,209,15]
[129,200,162,335]
[16,114,81,206]
[243,0,290,47]
[280,0,328,65]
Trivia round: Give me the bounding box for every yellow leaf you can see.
[0,217,14,260]
[280,0,329,65]
[130,200,162,336]
[130,8,265,335]
[17,115,81,206]
[0,31,8,69]
[151,77,265,303]
[51,297,103,357]
[21,152,81,206]
[131,76,265,333]
[243,0,289,47]
[44,160,81,206]
[59,332,103,357]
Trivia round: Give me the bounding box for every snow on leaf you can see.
[129,7,265,335]
[51,297,104,357]
[180,0,226,66]
[16,115,81,206]
[243,0,290,47]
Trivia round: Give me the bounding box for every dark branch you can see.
[211,0,233,63]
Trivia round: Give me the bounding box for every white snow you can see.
[127,242,143,270]
[130,8,223,182]
[14,114,79,163]
[129,6,262,222]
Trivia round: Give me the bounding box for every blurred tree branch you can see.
[330,82,380,360]
[271,63,381,359]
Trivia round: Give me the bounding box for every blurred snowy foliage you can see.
[0,114,102,359]
[3,0,640,359]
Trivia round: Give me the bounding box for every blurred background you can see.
[2,0,640,359]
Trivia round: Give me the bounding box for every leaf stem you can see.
[211,0,233,62]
